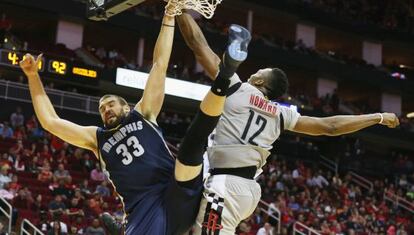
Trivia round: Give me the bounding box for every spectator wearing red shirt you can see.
[387,223,396,235]
[8,175,21,193]
[50,135,65,152]
[13,187,34,209]
[38,161,53,183]
[66,197,84,220]
[88,192,103,216]
[26,115,38,131]
[330,220,343,234]
[39,144,53,164]
[13,126,26,140]
[9,140,24,156]
[72,188,85,204]
[72,215,86,233]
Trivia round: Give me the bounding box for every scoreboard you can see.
[0,49,100,84]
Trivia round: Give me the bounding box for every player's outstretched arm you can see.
[135,13,175,123]
[292,113,400,136]
[177,12,220,80]
[20,54,97,153]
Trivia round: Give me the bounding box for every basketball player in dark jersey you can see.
[19,4,252,234]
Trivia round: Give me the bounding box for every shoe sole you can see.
[228,40,248,62]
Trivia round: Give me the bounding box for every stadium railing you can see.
[349,171,373,191]
[0,197,12,235]
[0,80,100,115]
[258,200,281,234]
[293,222,321,235]
[383,191,414,213]
[318,155,338,174]
[20,219,44,235]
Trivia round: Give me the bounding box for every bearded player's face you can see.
[99,97,127,129]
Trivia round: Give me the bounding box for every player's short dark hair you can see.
[266,68,289,100]
[100,94,128,106]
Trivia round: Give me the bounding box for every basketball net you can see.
[165,0,223,19]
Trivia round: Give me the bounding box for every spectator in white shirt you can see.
[257,222,273,235]
[292,168,300,179]
[313,171,329,188]
[0,166,11,189]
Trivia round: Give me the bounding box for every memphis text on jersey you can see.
[249,94,277,116]
[102,121,144,153]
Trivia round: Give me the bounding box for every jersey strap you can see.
[226,82,242,97]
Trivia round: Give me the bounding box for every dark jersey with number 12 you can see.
[96,110,175,230]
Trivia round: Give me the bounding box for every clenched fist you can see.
[19,53,42,77]
[379,113,400,128]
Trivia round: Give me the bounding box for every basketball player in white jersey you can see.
[176,13,400,234]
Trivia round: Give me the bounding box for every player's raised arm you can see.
[292,113,400,136]
[20,54,98,153]
[177,12,220,80]
[135,11,175,123]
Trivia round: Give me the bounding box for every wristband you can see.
[378,113,384,124]
[162,23,174,28]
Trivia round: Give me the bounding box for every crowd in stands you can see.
[0,103,413,234]
[0,107,124,234]
[295,0,414,34]
[237,157,414,234]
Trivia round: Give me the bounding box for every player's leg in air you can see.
[165,25,252,234]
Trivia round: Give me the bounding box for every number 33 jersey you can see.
[96,110,175,213]
[208,74,301,172]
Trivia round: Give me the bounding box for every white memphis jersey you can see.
[207,74,300,171]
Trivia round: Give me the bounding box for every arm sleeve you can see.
[279,105,301,130]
